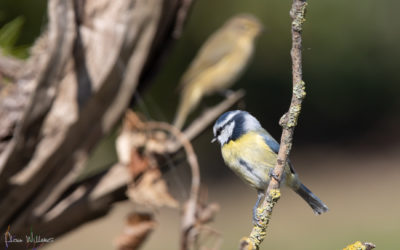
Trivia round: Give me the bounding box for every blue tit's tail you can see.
[295,183,328,215]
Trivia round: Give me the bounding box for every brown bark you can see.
[0,0,195,238]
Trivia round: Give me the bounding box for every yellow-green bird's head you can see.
[223,14,263,39]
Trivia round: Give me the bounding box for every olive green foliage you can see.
[0,16,27,58]
[0,0,47,58]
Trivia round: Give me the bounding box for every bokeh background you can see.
[1,0,400,249]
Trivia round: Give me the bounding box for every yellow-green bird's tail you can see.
[295,183,329,215]
[173,85,203,130]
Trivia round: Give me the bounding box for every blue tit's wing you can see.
[258,129,296,174]
[179,29,236,88]
[258,129,280,154]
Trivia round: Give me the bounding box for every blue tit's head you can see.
[212,110,262,146]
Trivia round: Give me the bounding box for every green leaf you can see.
[0,16,25,50]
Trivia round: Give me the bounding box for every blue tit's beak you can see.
[211,138,217,143]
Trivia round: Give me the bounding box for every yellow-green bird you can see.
[173,14,263,130]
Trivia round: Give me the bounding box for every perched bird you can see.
[212,110,328,224]
[173,14,263,130]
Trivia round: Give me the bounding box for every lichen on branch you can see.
[343,241,376,250]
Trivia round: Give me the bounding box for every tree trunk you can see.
[0,0,193,237]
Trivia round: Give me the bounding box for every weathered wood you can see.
[0,0,195,236]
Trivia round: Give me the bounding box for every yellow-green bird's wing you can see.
[179,29,237,88]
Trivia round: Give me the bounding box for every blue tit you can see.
[173,14,263,130]
[212,110,328,224]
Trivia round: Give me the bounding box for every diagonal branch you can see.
[240,1,308,249]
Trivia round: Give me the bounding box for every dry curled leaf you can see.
[116,128,146,165]
[197,202,220,225]
[128,149,149,179]
[115,212,156,250]
[116,111,147,165]
[126,168,179,208]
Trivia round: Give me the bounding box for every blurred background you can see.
[1,0,399,249]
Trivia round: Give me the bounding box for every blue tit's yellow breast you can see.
[221,132,278,190]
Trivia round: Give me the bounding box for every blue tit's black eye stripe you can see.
[217,112,246,143]
[231,114,245,140]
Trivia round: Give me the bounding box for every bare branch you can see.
[240,1,308,249]
[20,163,131,237]
[173,0,194,38]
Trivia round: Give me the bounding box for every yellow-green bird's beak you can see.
[211,138,217,143]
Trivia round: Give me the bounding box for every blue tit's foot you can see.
[252,191,265,227]
[268,168,280,182]
[218,89,234,98]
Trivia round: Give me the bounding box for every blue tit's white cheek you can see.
[217,121,235,145]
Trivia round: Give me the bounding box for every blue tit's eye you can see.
[216,127,222,136]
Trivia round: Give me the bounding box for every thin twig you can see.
[144,122,200,250]
[173,0,194,38]
[239,1,308,249]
